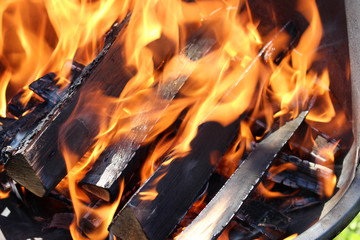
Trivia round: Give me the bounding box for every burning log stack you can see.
[0,0,356,240]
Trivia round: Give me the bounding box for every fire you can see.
[283,233,298,240]
[0,0,128,117]
[61,144,124,240]
[257,162,299,199]
[63,0,339,237]
[0,0,347,238]
[314,139,339,198]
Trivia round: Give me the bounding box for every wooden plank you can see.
[81,20,299,202]
[109,22,300,240]
[176,111,308,240]
[3,14,132,197]
[79,37,216,201]
[110,117,244,240]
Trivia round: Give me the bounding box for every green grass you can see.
[334,212,360,240]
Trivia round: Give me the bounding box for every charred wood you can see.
[266,153,335,196]
[235,200,291,238]
[7,90,43,118]
[267,170,322,196]
[176,112,307,240]
[81,21,299,202]
[280,196,321,213]
[79,36,216,201]
[279,153,334,180]
[3,14,132,197]
[110,118,243,240]
[29,72,61,104]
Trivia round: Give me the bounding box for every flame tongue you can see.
[0,0,347,239]
[177,111,308,240]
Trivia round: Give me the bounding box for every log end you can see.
[81,183,110,202]
[110,206,148,240]
[5,154,46,197]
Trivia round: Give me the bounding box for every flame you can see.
[58,0,338,237]
[139,189,158,201]
[1,0,346,238]
[216,221,238,240]
[283,233,298,240]
[0,190,10,199]
[314,140,339,198]
[61,144,125,240]
[0,0,128,117]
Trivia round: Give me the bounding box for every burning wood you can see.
[176,111,307,240]
[80,35,216,201]
[0,0,355,239]
[3,15,131,197]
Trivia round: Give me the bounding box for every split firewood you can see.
[110,22,300,240]
[110,117,244,240]
[279,153,334,180]
[267,170,322,195]
[176,111,307,240]
[81,21,299,202]
[79,36,216,201]
[3,14,131,197]
[7,90,43,118]
[0,65,85,152]
[266,153,335,196]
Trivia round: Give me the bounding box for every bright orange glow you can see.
[314,140,339,198]
[268,162,298,179]
[216,221,238,240]
[56,0,338,237]
[1,0,345,238]
[60,128,125,239]
[283,233,298,240]
[257,182,288,199]
[0,190,10,199]
[0,0,129,117]
[139,189,158,201]
[256,162,299,199]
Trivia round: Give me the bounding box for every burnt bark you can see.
[79,37,216,201]
[4,14,132,197]
[176,112,307,240]
[110,117,243,240]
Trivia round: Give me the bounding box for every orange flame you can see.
[314,139,339,198]
[0,0,128,117]
[2,0,346,238]
[61,145,125,240]
[283,233,298,240]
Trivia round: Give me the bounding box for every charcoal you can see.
[29,72,60,104]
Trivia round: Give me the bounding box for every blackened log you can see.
[0,100,55,152]
[176,111,307,240]
[310,135,340,162]
[267,154,334,195]
[79,37,216,201]
[280,196,321,213]
[279,153,334,180]
[235,200,291,237]
[4,14,132,197]
[80,21,299,202]
[29,72,60,104]
[109,22,301,240]
[110,117,244,240]
[267,170,322,195]
[70,61,85,82]
[7,90,43,118]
